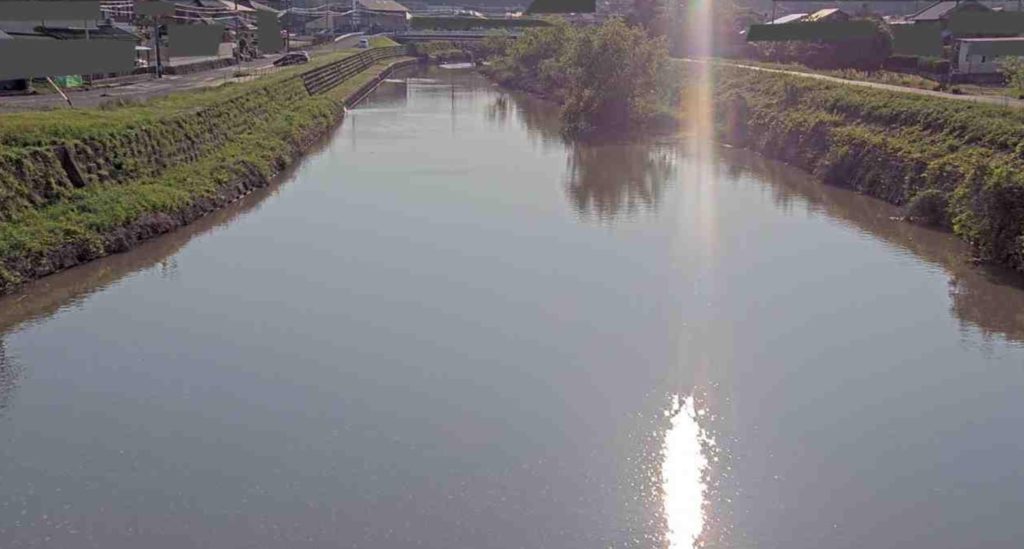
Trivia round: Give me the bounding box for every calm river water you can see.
[1,67,1023,548]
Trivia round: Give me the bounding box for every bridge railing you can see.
[392,30,524,40]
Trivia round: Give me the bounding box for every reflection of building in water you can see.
[565,142,677,223]
[722,148,1024,344]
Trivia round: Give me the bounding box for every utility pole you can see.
[153,15,163,78]
[236,0,241,59]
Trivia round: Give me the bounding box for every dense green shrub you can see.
[486,20,671,135]
[559,20,668,134]
[1000,56,1024,97]
[907,188,949,225]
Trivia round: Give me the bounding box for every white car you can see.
[358,37,370,49]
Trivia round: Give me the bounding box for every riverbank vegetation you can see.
[485,20,674,135]
[0,51,413,293]
[711,63,1024,271]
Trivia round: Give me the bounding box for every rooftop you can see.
[358,0,410,12]
[770,13,807,24]
[910,0,990,22]
[958,36,1024,42]
[805,8,845,22]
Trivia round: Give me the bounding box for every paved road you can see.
[686,58,1024,109]
[0,40,371,112]
[0,55,287,112]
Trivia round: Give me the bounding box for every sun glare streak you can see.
[684,0,716,169]
[675,0,720,260]
[663,394,712,548]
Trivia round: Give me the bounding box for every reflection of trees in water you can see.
[488,90,678,223]
[485,91,564,150]
[0,339,21,414]
[721,148,1024,343]
[566,142,678,224]
[485,95,512,128]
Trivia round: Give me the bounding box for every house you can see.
[596,0,632,20]
[805,8,850,23]
[0,20,141,89]
[956,36,1024,74]
[38,21,140,41]
[0,20,55,39]
[304,0,409,33]
[174,0,259,28]
[770,13,807,25]
[358,0,411,31]
[0,29,31,91]
[908,0,991,24]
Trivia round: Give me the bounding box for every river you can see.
[1,66,1022,548]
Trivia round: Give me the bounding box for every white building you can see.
[957,37,1024,74]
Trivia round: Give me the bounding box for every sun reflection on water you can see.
[663,394,713,548]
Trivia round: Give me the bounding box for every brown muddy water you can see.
[1,66,1023,549]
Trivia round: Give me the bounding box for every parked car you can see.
[273,51,310,67]
[359,37,370,49]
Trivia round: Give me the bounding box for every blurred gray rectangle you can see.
[949,12,1024,36]
[135,0,174,17]
[167,23,223,57]
[0,1,101,20]
[0,38,133,79]
[747,21,877,43]
[256,11,282,53]
[891,23,942,57]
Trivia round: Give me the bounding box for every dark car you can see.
[273,51,310,67]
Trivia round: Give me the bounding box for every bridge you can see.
[390,30,524,43]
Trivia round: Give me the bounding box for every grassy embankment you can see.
[704,61,1024,271]
[0,48,412,292]
[368,36,399,48]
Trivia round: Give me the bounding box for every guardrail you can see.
[300,46,409,96]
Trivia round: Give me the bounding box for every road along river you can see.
[1,66,1023,548]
